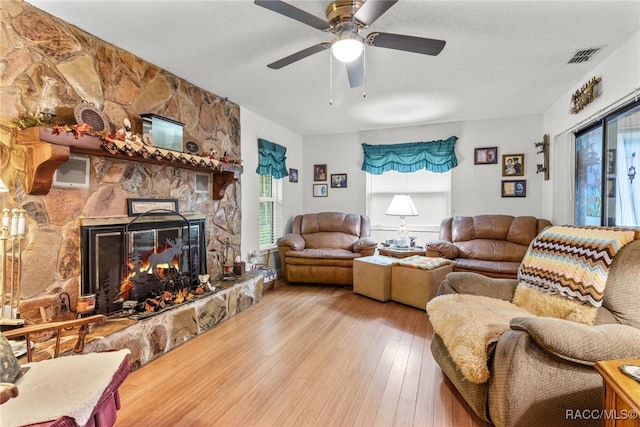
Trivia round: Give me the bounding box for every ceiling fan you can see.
[254,0,446,88]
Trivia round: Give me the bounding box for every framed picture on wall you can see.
[289,168,298,183]
[314,164,327,181]
[313,184,328,197]
[502,154,525,176]
[501,180,526,197]
[330,174,347,188]
[474,147,498,165]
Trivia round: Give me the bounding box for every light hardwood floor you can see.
[115,282,491,427]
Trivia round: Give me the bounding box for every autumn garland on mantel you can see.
[12,115,242,167]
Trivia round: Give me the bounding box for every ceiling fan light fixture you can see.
[332,32,364,63]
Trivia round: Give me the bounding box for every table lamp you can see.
[385,195,418,247]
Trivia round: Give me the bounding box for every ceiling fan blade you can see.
[254,0,331,31]
[367,32,446,56]
[267,43,330,69]
[345,56,365,88]
[354,0,398,27]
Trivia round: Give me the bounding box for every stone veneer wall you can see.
[0,0,243,322]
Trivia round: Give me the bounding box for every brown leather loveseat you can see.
[425,215,551,278]
[277,212,377,285]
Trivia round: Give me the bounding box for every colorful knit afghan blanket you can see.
[518,225,636,308]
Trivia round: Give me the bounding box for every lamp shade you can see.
[385,195,418,216]
[0,177,8,193]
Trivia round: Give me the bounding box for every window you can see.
[575,100,640,226]
[259,174,283,249]
[366,169,451,233]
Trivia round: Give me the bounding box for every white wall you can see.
[542,30,640,224]
[240,107,303,265]
[242,29,640,256]
[303,114,545,242]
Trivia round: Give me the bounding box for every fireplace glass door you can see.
[81,218,206,315]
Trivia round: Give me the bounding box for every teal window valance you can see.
[361,136,458,175]
[256,138,288,179]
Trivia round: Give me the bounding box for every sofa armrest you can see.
[425,240,459,259]
[437,272,519,301]
[277,233,305,251]
[510,317,640,365]
[353,237,377,254]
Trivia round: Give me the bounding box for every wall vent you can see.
[568,47,602,64]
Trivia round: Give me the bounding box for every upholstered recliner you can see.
[425,215,551,278]
[277,212,377,285]
[427,226,640,427]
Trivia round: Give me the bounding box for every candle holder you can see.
[0,208,26,328]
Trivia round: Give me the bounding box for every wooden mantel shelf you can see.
[15,127,242,200]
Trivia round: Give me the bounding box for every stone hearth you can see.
[21,273,263,370]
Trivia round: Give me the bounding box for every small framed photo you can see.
[501,180,526,197]
[474,147,498,165]
[127,198,179,215]
[314,164,327,181]
[289,168,298,183]
[502,154,525,176]
[330,173,347,188]
[313,183,328,197]
[194,173,210,194]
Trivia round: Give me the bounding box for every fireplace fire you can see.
[80,214,207,317]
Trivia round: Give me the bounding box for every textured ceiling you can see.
[26,0,640,136]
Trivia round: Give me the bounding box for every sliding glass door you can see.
[575,101,640,226]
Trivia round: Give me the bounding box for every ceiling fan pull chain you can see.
[329,52,334,106]
[363,48,367,99]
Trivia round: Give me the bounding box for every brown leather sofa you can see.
[277,212,377,285]
[425,215,551,278]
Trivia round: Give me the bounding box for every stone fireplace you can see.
[80,213,207,317]
[0,1,244,324]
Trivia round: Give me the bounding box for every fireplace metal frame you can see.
[80,211,207,315]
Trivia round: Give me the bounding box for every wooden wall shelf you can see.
[15,127,242,200]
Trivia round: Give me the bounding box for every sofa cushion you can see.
[285,249,359,268]
[303,232,359,250]
[286,248,360,260]
[453,258,521,277]
[454,239,528,262]
[299,212,362,236]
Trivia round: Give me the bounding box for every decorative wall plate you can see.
[74,102,109,132]
[184,140,202,155]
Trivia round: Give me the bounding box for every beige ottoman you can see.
[353,255,395,302]
[391,256,453,310]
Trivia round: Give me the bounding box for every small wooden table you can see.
[378,246,426,258]
[595,359,640,426]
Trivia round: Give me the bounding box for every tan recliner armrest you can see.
[510,316,640,365]
[437,272,519,301]
[276,233,305,251]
